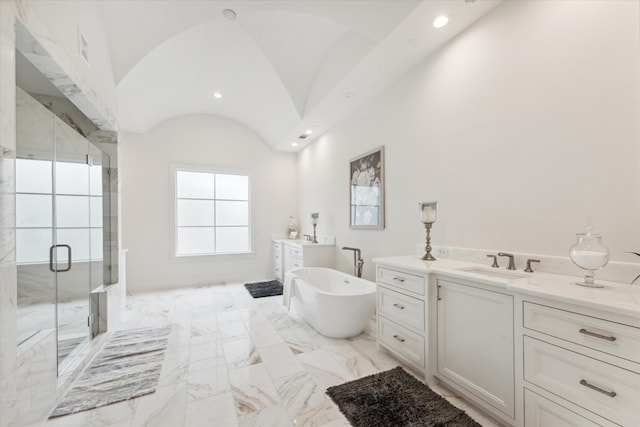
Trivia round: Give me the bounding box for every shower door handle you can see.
[49,244,72,272]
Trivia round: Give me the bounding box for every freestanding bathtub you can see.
[283,267,376,338]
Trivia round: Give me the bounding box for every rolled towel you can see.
[282,271,298,311]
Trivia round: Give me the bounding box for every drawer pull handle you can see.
[392,303,405,310]
[393,277,405,283]
[579,380,617,397]
[579,328,616,342]
[393,334,405,343]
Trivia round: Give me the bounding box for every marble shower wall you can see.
[0,3,18,424]
[1,1,120,425]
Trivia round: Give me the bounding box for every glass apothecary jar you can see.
[569,232,609,288]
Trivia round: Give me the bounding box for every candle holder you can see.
[418,201,437,261]
[311,212,319,244]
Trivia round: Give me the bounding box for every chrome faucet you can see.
[342,247,364,278]
[524,259,540,273]
[497,252,516,270]
[486,254,499,268]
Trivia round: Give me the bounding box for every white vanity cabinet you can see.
[272,240,283,281]
[520,298,640,427]
[372,255,640,427]
[281,240,334,274]
[376,265,428,372]
[436,278,515,420]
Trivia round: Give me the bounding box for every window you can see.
[175,168,251,256]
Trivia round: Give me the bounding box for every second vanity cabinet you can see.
[284,244,304,272]
[273,240,283,281]
[275,239,335,278]
[436,278,515,420]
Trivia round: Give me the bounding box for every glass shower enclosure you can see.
[16,87,111,373]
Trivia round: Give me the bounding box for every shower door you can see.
[53,117,93,371]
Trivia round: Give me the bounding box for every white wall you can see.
[121,115,298,291]
[298,0,640,280]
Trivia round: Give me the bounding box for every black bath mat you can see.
[244,280,283,298]
[326,366,481,427]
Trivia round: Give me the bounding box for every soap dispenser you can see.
[569,221,609,288]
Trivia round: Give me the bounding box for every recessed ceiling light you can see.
[291,142,298,147]
[305,129,313,135]
[213,92,222,99]
[344,92,354,98]
[433,15,449,28]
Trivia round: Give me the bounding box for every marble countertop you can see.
[274,238,335,247]
[373,256,640,319]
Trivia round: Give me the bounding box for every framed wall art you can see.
[350,146,384,229]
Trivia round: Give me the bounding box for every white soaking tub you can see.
[283,267,376,338]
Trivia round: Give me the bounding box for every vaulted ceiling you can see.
[98,0,503,151]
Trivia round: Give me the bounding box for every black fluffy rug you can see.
[326,366,481,427]
[244,280,283,298]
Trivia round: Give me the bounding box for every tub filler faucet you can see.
[342,247,364,278]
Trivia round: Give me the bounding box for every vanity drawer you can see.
[523,302,640,364]
[377,267,425,296]
[378,317,425,368]
[273,262,282,273]
[524,389,602,427]
[288,246,303,258]
[523,337,640,427]
[378,286,424,332]
[290,257,303,269]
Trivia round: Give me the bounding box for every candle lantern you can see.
[311,213,319,243]
[418,201,437,261]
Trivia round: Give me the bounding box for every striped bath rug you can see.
[49,325,172,418]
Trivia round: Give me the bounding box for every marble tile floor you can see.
[35,282,503,427]
[17,299,89,346]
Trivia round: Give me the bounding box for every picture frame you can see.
[350,146,384,229]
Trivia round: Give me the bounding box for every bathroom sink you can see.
[286,239,330,246]
[457,267,528,280]
[289,239,312,245]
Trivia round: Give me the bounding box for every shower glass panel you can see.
[15,89,55,346]
[90,151,103,282]
[89,143,110,339]
[16,87,110,373]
